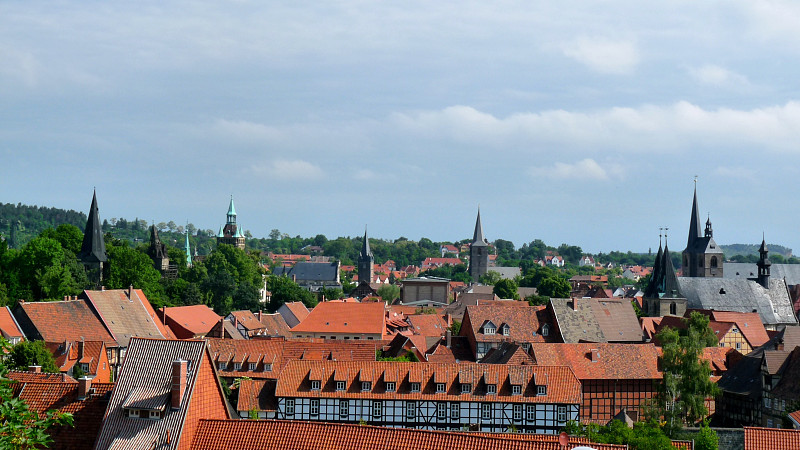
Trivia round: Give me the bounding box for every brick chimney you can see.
[258,310,263,321]
[78,340,85,360]
[171,359,188,409]
[29,365,41,373]
[589,349,599,362]
[572,298,579,311]
[446,329,452,348]
[78,376,92,400]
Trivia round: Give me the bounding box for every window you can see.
[264,363,273,372]
[541,324,549,337]
[149,410,161,419]
[127,409,140,418]
[310,399,319,416]
[437,402,446,420]
[373,401,382,419]
[362,381,372,392]
[486,384,497,395]
[286,399,295,417]
[248,362,256,371]
[764,397,772,408]
[336,381,346,391]
[512,385,522,395]
[385,382,396,392]
[436,383,445,393]
[526,404,535,421]
[461,383,471,394]
[340,400,349,419]
[736,342,742,350]
[406,401,416,419]
[411,382,420,393]
[557,406,566,422]
[311,380,321,391]
[80,363,90,373]
[234,362,241,371]
[502,326,510,336]
[513,404,523,422]
[484,326,496,335]
[670,302,677,315]
[218,362,227,371]
[450,402,460,420]
[481,403,491,420]
[711,256,718,268]
[537,385,547,396]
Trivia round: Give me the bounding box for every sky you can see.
[2,1,800,254]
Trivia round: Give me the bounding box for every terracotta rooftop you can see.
[191,419,626,450]
[13,299,117,348]
[230,310,266,332]
[696,310,770,349]
[744,426,800,450]
[81,288,175,346]
[45,340,106,376]
[463,304,554,344]
[282,302,310,322]
[236,378,277,412]
[292,301,386,336]
[406,314,449,338]
[529,343,661,380]
[0,305,24,340]
[163,304,221,339]
[259,312,291,338]
[7,370,77,384]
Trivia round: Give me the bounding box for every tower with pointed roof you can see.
[643,232,687,317]
[358,227,374,285]
[469,209,489,283]
[756,236,771,289]
[78,190,107,287]
[217,196,245,250]
[148,224,170,272]
[184,229,193,268]
[682,184,724,278]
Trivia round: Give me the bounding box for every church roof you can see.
[360,227,372,258]
[678,277,797,325]
[78,190,107,263]
[725,262,800,286]
[686,185,702,251]
[227,196,236,216]
[471,209,488,247]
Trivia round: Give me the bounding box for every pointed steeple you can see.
[471,208,488,247]
[660,237,681,298]
[757,235,771,288]
[360,226,372,258]
[644,235,664,299]
[227,196,237,225]
[185,229,192,267]
[357,225,374,286]
[78,190,107,263]
[687,184,702,249]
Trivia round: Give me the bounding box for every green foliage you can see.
[694,421,719,450]
[266,275,317,313]
[0,337,74,450]
[479,270,502,285]
[248,408,259,420]
[564,419,672,450]
[0,203,86,249]
[537,275,571,298]
[377,284,400,302]
[7,340,60,373]
[105,241,166,307]
[493,278,519,299]
[415,307,437,315]
[422,264,471,283]
[320,287,344,301]
[526,294,550,306]
[377,350,419,362]
[448,320,461,335]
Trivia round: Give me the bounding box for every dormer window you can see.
[410,382,421,393]
[537,385,547,396]
[264,363,273,372]
[218,361,227,371]
[336,381,346,391]
[461,383,472,394]
[436,383,446,393]
[541,324,550,337]
[149,411,161,419]
[486,384,497,395]
[362,381,372,392]
[233,362,241,371]
[484,326,496,335]
[501,324,510,336]
[512,384,522,395]
[248,362,256,371]
[127,409,140,418]
[311,380,321,391]
[386,382,396,392]
[80,363,90,373]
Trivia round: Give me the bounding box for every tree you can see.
[479,270,502,285]
[265,275,316,312]
[7,340,60,373]
[652,312,720,432]
[377,284,400,302]
[0,338,74,449]
[694,421,719,450]
[493,278,519,300]
[448,320,461,335]
[537,276,571,298]
[105,242,166,307]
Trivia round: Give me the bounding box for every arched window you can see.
[670,302,677,315]
[541,324,550,337]
[710,256,718,268]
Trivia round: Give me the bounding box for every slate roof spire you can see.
[78,189,107,263]
[471,208,488,247]
[687,182,702,250]
[227,195,237,225]
[360,226,372,259]
[757,234,772,288]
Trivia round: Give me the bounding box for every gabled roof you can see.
[281,301,310,322]
[678,277,797,325]
[259,312,291,338]
[292,301,386,336]
[704,310,770,348]
[7,370,77,384]
[82,288,174,347]
[529,343,661,380]
[191,419,626,450]
[0,305,25,340]
[14,299,116,348]
[463,304,553,344]
[229,310,265,332]
[236,378,277,413]
[480,342,535,365]
[406,314,448,338]
[744,427,800,450]
[471,208,488,247]
[163,304,221,339]
[549,298,643,343]
[45,340,106,376]
[93,338,229,450]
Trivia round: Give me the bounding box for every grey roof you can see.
[360,227,372,258]
[78,190,107,263]
[549,298,643,343]
[471,209,488,247]
[273,262,339,282]
[487,267,521,280]
[677,277,797,325]
[725,263,800,287]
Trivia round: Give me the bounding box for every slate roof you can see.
[273,262,339,282]
[480,342,536,365]
[744,427,800,450]
[0,305,25,340]
[191,419,626,450]
[725,262,800,287]
[291,301,386,336]
[78,190,107,263]
[163,304,221,339]
[93,338,229,450]
[82,288,175,347]
[487,266,522,281]
[549,298,643,343]
[11,379,114,450]
[529,343,661,380]
[13,299,117,348]
[677,277,797,325]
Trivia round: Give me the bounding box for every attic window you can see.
[501,326,510,336]
[460,383,472,394]
[486,384,497,395]
[248,362,256,371]
[264,363,273,372]
[512,385,522,395]
[484,326,496,335]
[436,383,446,393]
[336,381,346,391]
[311,380,321,391]
[541,324,550,337]
[719,288,726,295]
[537,385,547,396]
[411,382,421,393]
[385,382,396,392]
[362,381,372,392]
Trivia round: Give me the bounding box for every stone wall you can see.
[682,427,743,450]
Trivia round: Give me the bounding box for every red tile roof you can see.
[192,419,626,450]
[259,312,292,338]
[7,370,78,383]
[292,302,386,336]
[45,340,109,381]
[463,304,553,344]
[406,314,448,338]
[529,343,661,380]
[707,311,770,348]
[163,304,221,339]
[0,305,24,340]
[236,379,277,412]
[230,310,265,332]
[275,360,581,404]
[744,426,800,450]
[640,317,662,340]
[14,299,117,348]
[282,302,310,322]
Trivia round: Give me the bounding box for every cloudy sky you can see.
[2,1,800,253]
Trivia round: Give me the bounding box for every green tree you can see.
[537,275,571,298]
[448,320,461,335]
[653,312,720,431]
[479,270,502,285]
[320,287,344,301]
[105,241,166,307]
[7,340,60,373]
[0,338,74,450]
[377,284,400,302]
[493,278,519,299]
[694,421,719,450]
[266,275,316,312]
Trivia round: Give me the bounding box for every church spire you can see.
[360,226,372,259]
[79,189,107,263]
[227,195,237,225]
[471,208,488,247]
[757,234,771,288]
[184,228,192,268]
[687,182,702,249]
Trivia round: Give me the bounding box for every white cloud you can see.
[689,64,750,87]
[251,160,324,181]
[528,159,622,181]
[713,166,756,181]
[213,119,285,143]
[561,37,639,75]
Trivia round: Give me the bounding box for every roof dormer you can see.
[481,320,497,335]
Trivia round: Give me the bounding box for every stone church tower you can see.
[78,190,107,287]
[217,196,245,250]
[469,209,489,283]
[682,184,724,277]
[358,227,374,284]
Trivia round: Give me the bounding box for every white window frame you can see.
[484,327,496,335]
[149,410,160,419]
[336,381,346,391]
[385,382,396,392]
[248,362,256,371]
[512,385,522,395]
[127,409,140,418]
[486,384,497,395]
[80,363,90,373]
[437,402,446,420]
[537,385,547,396]
[410,382,420,393]
[286,399,295,416]
[450,402,460,420]
[526,404,535,421]
[406,401,416,419]
[234,362,241,371]
[502,326,510,336]
[557,405,566,422]
[340,399,349,419]
[541,324,549,337]
[264,363,273,372]
[436,383,445,393]
[461,383,471,394]
[481,403,491,420]
[362,381,371,392]
[373,400,382,419]
[310,399,320,416]
[513,404,523,422]
[218,362,227,371]
[311,380,321,391]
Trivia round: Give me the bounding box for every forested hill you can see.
[720,243,792,258]
[0,202,86,248]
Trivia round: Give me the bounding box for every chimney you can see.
[171,359,188,409]
[292,274,297,283]
[128,285,133,299]
[446,329,452,348]
[162,306,167,324]
[219,318,224,338]
[29,365,41,373]
[78,340,85,360]
[258,310,263,321]
[589,349,599,362]
[78,376,92,400]
[572,298,579,311]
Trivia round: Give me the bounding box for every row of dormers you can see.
[479,320,550,337]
